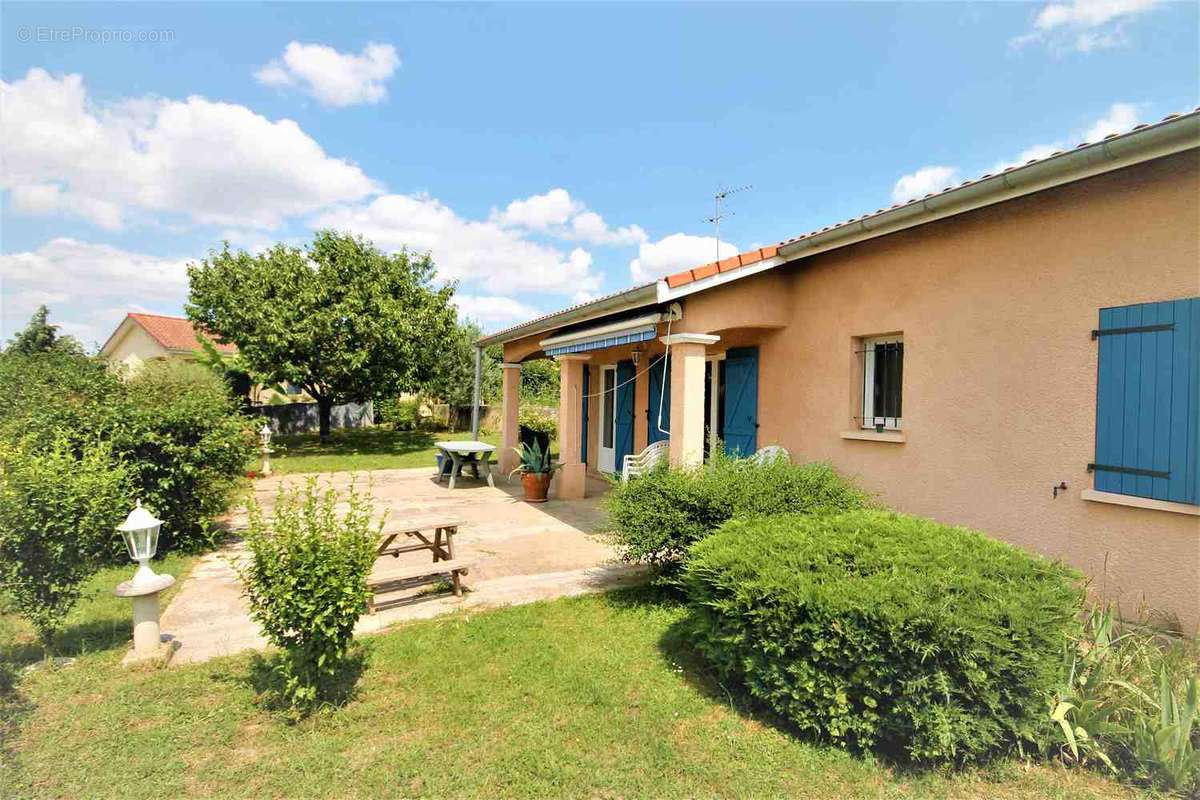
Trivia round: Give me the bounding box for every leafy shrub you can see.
[518,406,557,439]
[1050,605,1199,794]
[0,438,130,645]
[240,479,381,711]
[106,361,254,558]
[680,510,1083,764]
[0,353,253,562]
[375,396,420,430]
[519,359,559,405]
[0,350,118,450]
[606,455,869,566]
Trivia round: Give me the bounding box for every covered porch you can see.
[491,307,773,499]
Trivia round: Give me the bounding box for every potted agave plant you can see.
[508,440,561,503]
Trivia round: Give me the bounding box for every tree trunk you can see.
[318,397,333,442]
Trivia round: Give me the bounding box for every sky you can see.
[2,1,1198,347]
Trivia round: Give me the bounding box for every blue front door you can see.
[615,360,636,466]
[647,354,670,445]
[723,347,759,457]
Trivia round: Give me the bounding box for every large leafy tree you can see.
[187,231,457,439]
[5,305,81,355]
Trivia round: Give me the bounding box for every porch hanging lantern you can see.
[117,500,163,587]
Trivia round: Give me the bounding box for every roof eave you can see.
[776,112,1199,263]
[475,283,659,347]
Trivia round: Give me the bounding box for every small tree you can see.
[240,479,380,711]
[0,437,130,648]
[419,320,501,405]
[187,231,458,440]
[5,306,81,356]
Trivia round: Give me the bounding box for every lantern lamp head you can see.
[259,422,273,447]
[117,500,163,571]
[631,345,643,366]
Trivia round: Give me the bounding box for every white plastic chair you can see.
[621,440,669,482]
[751,445,791,465]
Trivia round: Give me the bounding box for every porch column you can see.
[554,354,590,499]
[663,334,720,467]
[499,362,522,474]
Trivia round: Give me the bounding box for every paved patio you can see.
[161,467,640,665]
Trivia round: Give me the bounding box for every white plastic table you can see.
[435,441,497,489]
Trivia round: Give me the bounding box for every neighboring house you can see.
[100,312,237,372]
[481,109,1200,631]
[99,313,300,405]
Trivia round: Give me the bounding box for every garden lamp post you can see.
[259,422,274,477]
[113,501,175,663]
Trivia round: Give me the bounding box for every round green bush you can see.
[605,456,869,566]
[680,510,1083,764]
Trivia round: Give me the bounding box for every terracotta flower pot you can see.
[520,471,552,503]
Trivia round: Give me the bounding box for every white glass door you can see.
[598,365,617,473]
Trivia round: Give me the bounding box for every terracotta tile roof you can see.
[664,245,779,288]
[481,106,1198,341]
[127,313,237,354]
[662,106,1198,290]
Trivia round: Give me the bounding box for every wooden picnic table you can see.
[435,440,496,490]
[368,515,472,613]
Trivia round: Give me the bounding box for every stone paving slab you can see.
[161,468,638,665]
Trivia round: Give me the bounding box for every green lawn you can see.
[2,578,1131,799]
[266,426,504,475]
[0,553,195,667]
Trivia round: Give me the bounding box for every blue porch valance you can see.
[540,313,662,357]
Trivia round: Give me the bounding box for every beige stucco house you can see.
[100,313,300,405]
[479,109,1200,631]
[100,312,237,373]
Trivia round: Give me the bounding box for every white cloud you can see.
[1082,102,1140,142]
[989,102,1142,173]
[629,233,738,282]
[492,188,579,230]
[892,103,1145,205]
[491,188,647,247]
[0,238,191,346]
[313,193,603,295]
[0,68,380,230]
[891,166,960,204]
[1013,0,1160,51]
[453,294,542,329]
[255,42,400,108]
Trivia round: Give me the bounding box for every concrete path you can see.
[161,468,641,665]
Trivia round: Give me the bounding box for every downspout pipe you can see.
[470,345,483,441]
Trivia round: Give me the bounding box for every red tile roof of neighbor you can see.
[127,313,237,353]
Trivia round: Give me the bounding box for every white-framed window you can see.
[861,334,903,430]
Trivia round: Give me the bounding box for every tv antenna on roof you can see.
[704,184,752,263]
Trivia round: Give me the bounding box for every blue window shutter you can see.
[615,360,636,466]
[581,365,589,465]
[723,347,759,457]
[1094,297,1199,505]
[647,355,670,445]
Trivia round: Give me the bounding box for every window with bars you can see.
[861,335,903,430]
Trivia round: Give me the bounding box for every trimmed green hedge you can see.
[680,510,1083,764]
[605,456,869,566]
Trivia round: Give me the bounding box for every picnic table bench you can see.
[367,515,472,613]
